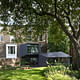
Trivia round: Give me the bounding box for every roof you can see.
[25,42,40,44]
[40,52,71,58]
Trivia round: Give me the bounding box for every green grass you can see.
[0,67,47,80]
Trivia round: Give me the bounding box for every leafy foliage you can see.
[0,0,79,42]
[48,21,70,53]
[0,0,80,69]
[44,64,77,80]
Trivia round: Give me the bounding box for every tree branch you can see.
[34,0,44,12]
[32,7,55,17]
[56,16,77,43]
[54,0,57,17]
[57,4,76,38]
[32,7,76,43]
[34,0,55,17]
[77,24,80,39]
[66,16,76,37]
[33,0,77,44]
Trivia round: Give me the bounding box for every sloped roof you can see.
[40,52,71,58]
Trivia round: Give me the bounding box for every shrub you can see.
[1,65,22,70]
[1,65,16,70]
[74,70,80,79]
[47,73,76,80]
[44,64,77,80]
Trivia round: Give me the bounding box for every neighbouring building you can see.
[0,27,21,67]
[0,26,48,67]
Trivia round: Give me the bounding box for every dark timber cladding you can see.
[20,43,40,66]
[39,52,72,67]
[20,43,40,57]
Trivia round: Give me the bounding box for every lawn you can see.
[0,67,47,80]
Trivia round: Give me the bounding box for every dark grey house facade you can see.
[20,43,41,66]
[20,43,41,57]
[20,43,71,67]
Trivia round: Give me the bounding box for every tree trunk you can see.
[73,41,80,70]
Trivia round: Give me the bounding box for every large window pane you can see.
[27,44,39,54]
[8,46,15,54]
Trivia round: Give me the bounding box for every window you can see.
[8,46,15,54]
[27,44,39,54]
[6,44,17,58]
[30,58,38,64]
[0,35,3,42]
[10,36,15,42]
[39,35,42,41]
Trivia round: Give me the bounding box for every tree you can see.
[48,21,70,53]
[0,0,80,69]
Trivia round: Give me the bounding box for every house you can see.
[0,27,71,67]
[20,44,72,67]
[0,27,48,67]
[0,27,20,67]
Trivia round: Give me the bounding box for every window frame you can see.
[6,44,17,58]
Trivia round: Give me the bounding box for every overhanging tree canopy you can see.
[0,0,80,69]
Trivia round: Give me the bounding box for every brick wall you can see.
[0,43,6,58]
[0,58,21,68]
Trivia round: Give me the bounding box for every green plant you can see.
[44,64,77,80]
[1,65,16,70]
[47,73,76,80]
[74,70,80,79]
